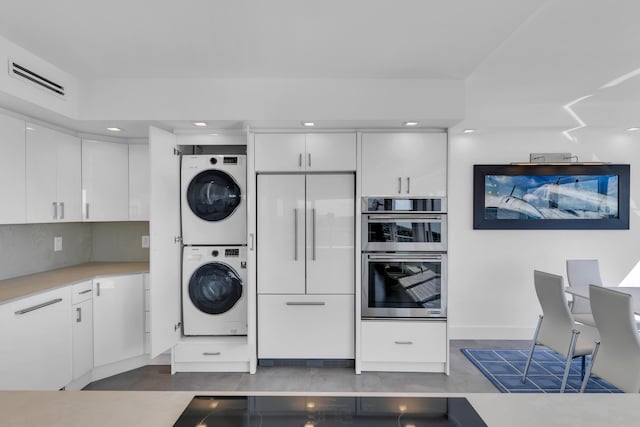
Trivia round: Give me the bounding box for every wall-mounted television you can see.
[473,164,630,230]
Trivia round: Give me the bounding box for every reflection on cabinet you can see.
[82,139,129,221]
[71,280,93,380]
[361,133,447,196]
[129,144,150,220]
[93,274,144,367]
[26,123,82,222]
[257,173,354,359]
[0,287,72,390]
[254,133,356,172]
[0,113,26,224]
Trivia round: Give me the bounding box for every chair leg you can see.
[581,355,585,379]
[560,329,580,393]
[580,341,600,393]
[522,315,543,383]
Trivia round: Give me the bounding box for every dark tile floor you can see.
[84,340,530,393]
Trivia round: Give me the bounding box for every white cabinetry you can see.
[82,139,129,221]
[360,320,447,372]
[26,123,82,222]
[257,173,354,358]
[0,113,26,224]
[361,133,447,196]
[0,287,72,390]
[129,144,149,220]
[254,133,356,172]
[93,274,144,367]
[71,280,93,380]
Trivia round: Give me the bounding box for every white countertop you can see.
[1,391,639,427]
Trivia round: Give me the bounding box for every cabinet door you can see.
[93,275,144,367]
[0,287,72,390]
[306,174,355,294]
[56,133,82,222]
[257,174,306,294]
[82,140,129,221]
[25,123,58,223]
[72,298,93,380]
[0,113,25,224]
[361,133,447,196]
[305,133,356,172]
[254,134,305,172]
[128,144,149,220]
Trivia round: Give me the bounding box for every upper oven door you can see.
[362,214,447,252]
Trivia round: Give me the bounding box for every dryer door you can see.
[186,170,242,221]
[188,262,243,314]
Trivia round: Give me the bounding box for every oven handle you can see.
[365,214,443,221]
[366,253,443,261]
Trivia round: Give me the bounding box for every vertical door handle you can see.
[59,202,64,219]
[293,208,298,261]
[312,208,316,261]
[298,153,302,168]
[85,203,90,219]
[76,307,82,322]
[308,152,311,168]
[53,202,58,220]
[96,282,100,297]
[249,233,255,251]
[398,177,402,194]
[406,177,411,194]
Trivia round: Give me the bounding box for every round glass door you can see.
[186,170,242,221]
[188,262,243,314]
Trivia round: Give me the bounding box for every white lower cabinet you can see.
[174,340,249,363]
[360,320,447,372]
[0,287,72,390]
[258,294,354,359]
[93,274,144,367]
[71,280,93,380]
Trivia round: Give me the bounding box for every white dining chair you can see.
[566,259,603,327]
[580,285,640,393]
[522,270,599,392]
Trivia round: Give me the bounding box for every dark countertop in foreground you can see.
[0,262,149,304]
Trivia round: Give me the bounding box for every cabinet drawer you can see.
[174,340,249,363]
[71,280,93,304]
[361,320,446,363]
[258,294,354,359]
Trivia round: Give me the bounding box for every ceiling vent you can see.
[8,59,65,97]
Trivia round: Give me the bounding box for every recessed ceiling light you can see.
[193,122,208,127]
[463,128,476,133]
[625,127,640,131]
[26,126,34,131]
[403,121,418,127]
[302,121,315,127]
[209,133,219,136]
[107,127,121,132]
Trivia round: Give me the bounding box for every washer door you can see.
[188,262,243,314]
[186,170,242,221]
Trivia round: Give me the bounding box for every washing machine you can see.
[182,246,248,336]
[181,154,246,245]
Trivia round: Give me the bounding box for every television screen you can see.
[473,164,630,229]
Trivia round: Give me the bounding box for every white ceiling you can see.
[0,0,638,137]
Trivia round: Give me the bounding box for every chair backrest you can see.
[566,259,603,314]
[534,270,575,355]
[589,285,640,393]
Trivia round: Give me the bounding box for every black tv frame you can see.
[473,164,630,230]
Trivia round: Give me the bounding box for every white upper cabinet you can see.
[82,140,129,221]
[361,133,447,197]
[26,123,82,222]
[254,133,356,172]
[0,113,26,224]
[128,144,149,220]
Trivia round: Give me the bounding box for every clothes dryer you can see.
[181,155,246,245]
[182,246,247,336]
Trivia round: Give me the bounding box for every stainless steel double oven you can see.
[361,197,447,319]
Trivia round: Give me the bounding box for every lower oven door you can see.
[362,214,447,252]
[362,252,447,318]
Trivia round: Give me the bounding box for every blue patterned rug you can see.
[461,348,622,393]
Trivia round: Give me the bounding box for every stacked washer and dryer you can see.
[180,154,248,336]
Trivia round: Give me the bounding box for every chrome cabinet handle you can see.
[312,208,316,261]
[368,253,442,261]
[76,307,82,322]
[398,177,402,193]
[406,177,411,194]
[15,298,62,315]
[293,208,298,261]
[298,153,302,167]
[79,289,92,295]
[85,203,90,219]
[394,341,413,345]
[203,352,221,356]
[96,282,100,297]
[60,202,64,219]
[308,152,311,167]
[249,233,255,251]
[286,301,326,306]
[53,201,58,220]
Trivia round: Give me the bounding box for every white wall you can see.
[448,127,640,339]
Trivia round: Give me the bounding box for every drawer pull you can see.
[286,302,326,306]
[203,352,221,356]
[78,289,92,295]
[15,298,63,315]
[394,341,413,345]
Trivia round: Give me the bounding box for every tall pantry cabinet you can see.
[254,133,356,359]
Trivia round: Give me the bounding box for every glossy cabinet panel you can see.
[0,113,25,224]
[128,144,150,220]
